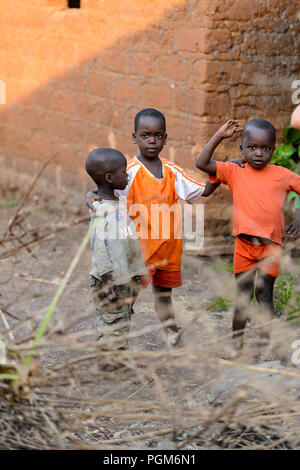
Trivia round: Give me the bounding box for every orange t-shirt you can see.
[210,162,300,244]
[116,157,206,271]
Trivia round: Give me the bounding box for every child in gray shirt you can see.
[86,148,147,364]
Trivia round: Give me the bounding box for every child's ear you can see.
[240,144,244,155]
[132,133,137,144]
[104,173,112,184]
[164,133,168,145]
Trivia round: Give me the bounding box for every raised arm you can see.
[196,120,243,176]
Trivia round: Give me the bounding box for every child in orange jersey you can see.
[196,119,300,359]
[87,108,223,347]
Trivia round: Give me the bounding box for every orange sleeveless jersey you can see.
[116,157,206,271]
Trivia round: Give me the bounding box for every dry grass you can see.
[0,174,300,450]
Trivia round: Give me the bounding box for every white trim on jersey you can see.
[115,158,206,203]
[163,160,206,203]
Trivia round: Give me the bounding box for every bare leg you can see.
[255,270,276,359]
[153,286,180,347]
[233,270,255,351]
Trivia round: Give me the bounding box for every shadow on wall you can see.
[0,0,299,189]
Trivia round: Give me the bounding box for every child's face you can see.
[240,127,275,170]
[108,160,128,190]
[132,116,167,158]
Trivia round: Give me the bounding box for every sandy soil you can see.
[1,199,300,450]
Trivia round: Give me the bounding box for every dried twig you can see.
[3,149,64,240]
[0,216,88,260]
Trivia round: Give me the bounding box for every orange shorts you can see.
[233,237,281,278]
[141,268,182,289]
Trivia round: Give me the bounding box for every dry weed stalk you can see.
[0,311,299,450]
[0,177,300,450]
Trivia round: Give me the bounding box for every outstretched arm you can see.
[196,120,243,176]
[201,180,221,197]
[86,189,100,212]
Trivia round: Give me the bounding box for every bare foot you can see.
[219,345,239,360]
[255,349,278,362]
[165,328,182,348]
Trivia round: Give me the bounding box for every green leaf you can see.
[0,373,19,380]
[282,126,289,143]
[288,191,298,201]
[294,196,300,209]
[287,127,300,144]
[278,143,295,157]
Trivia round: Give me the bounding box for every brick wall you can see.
[0,0,299,251]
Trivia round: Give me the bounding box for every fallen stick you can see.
[0,223,56,244]
[0,309,14,341]
[0,215,88,260]
[2,149,64,241]
[15,275,61,285]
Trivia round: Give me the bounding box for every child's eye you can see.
[156,134,163,139]
[248,145,256,150]
[263,146,271,151]
[141,134,148,139]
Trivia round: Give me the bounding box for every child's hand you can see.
[286,219,300,240]
[86,191,101,212]
[216,120,243,139]
[101,273,120,301]
[107,285,120,302]
[229,158,245,167]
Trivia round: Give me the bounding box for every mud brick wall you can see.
[0,0,299,252]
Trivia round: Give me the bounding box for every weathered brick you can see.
[175,29,207,53]
[86,125,108,149]
[159,56,189,81]
[50,89,75,114]
[143,84,173,109]
[175,89,206,116]
[112,80,139,102]
[86,74,111,98]
[128,52,159,78]
[192,60,207,83]
[167,115,188,142]
[0,0,298,193]
[100,50,128,74]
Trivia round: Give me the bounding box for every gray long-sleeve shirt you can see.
[89,199,147,285]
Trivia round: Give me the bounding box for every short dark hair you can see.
[242,119,276,143]
[86,148,125,184]
[134,108,166,132]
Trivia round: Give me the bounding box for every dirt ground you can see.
[1,193,300,450]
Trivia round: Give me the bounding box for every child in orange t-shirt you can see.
[196,119,300,358]
[87,108,222,348]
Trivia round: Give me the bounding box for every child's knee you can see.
[153,286,172,303]
[255,271,275,304]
